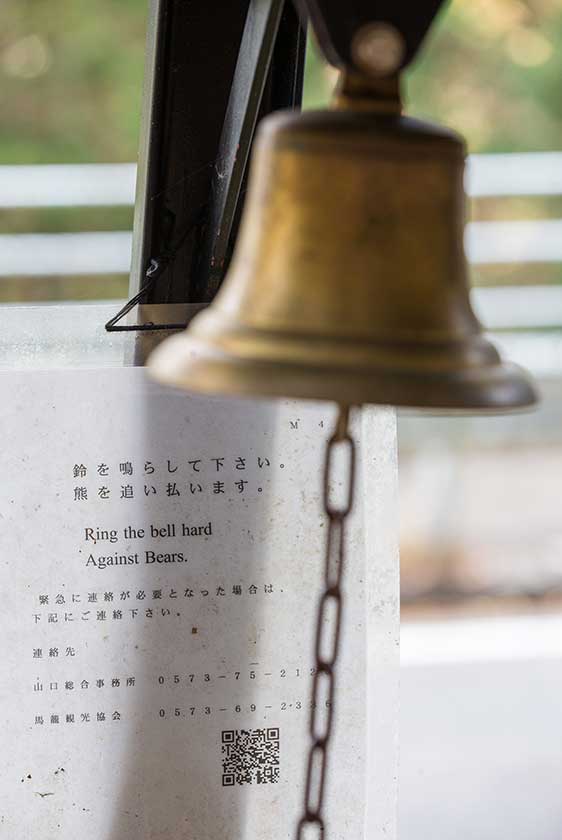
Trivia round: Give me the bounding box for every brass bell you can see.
[150,91,537,410]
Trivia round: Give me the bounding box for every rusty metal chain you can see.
[296,404,356,840]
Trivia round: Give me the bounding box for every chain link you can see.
[296,404,356,840]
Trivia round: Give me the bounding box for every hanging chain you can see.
[296,404,356,840]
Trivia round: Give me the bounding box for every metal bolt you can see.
[351,22,406,77]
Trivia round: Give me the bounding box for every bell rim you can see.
[149,332,538,413]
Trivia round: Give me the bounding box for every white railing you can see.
[0,163,137,208]
[0,231,133,276]
[1,154,562,276]
[1,154,562,368]
[2,220,562,277]
[2,153,561,208]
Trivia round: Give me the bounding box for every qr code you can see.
[221,727,280,786]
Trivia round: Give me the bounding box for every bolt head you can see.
[351,22,406,77]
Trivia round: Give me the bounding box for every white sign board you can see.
[0,367,398,838]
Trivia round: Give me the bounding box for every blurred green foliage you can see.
[407,0,562,152]
[1,0,562,300]
[3,0,562,164]
[1,0,146,164]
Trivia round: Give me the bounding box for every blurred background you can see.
[2,0,562,836]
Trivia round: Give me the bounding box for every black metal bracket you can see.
[105,258,187,332]
[192,0,287,302]
[297,0,447,73]
[108,0,305,335]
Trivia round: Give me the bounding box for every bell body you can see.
[150,108,536,409]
